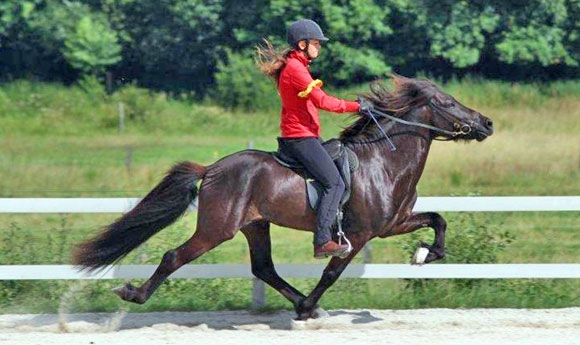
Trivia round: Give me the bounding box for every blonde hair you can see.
[255,39,292,81]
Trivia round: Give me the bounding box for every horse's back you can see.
[199,149,314,230]
[204,149,282,179]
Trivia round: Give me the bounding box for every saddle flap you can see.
[321,138,344,160]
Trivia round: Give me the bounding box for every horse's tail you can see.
[73,161,206,271]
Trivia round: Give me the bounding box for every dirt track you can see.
[1,308,579,345]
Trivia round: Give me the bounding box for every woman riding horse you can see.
[73,74,493,320]
[257,19,370,259]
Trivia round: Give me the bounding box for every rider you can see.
[257,19,363,259]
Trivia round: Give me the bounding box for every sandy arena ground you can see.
[1,308,579,345]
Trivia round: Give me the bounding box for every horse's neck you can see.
[354,128,432,188]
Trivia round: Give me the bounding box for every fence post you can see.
[125,146,133,174]
[118,102,125,133]
[363,242,373,263]
[252,278,266,309]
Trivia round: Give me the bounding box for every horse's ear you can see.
[390,73,419,95]
[390,73,411,85]
[391,74,436,105]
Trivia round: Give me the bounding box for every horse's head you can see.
[423,80,494,142]
[345,75,494,143]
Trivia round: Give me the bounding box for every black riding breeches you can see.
[278,137,346,245]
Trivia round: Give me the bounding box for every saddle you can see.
[272,138,359,211]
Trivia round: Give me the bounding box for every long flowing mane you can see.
[339,74,438,141]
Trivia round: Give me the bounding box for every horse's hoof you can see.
[311,307,329,319]
[411,247,429,265]
[294,312,310,321]
[294,306,329,320]
[112,283,130,299]
[113,282,144,304]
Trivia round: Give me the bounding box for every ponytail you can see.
[255,39,292,81]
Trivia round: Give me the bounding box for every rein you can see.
[365,99,474,148]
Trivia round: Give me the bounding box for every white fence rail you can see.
[2,196,580,213]
[0,197,579,281]
[2,264,580,280]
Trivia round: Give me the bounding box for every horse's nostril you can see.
[486,119,494,128]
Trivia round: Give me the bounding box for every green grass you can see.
[0,78,579,313]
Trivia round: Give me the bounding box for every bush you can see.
[111,82,166,124]
[213,50,279,112]
[397,213,514,292]
[399,213,513,265]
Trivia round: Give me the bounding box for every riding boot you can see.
[314,240,349,259]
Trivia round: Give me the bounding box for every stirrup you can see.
[335,210,352,258]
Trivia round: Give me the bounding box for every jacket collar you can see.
[289,50,310,66]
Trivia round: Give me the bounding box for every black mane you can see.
[339,74,439,141]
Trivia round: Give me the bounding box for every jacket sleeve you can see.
[308,86,360,113]
[290,64,359,113]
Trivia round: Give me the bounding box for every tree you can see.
[414,0,578,69]
[117,0,223,94]
[2,0,580,90]
[494,0,577,67]
[426,1,499,68]
[260,0,392,85]
[0,1,37,47]
[62,15,121,76]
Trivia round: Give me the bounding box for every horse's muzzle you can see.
[474,115,494,141]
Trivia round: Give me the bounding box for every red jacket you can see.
[278,51,359,138]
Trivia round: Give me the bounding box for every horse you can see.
[73,74,494,320]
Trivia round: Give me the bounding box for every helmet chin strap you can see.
[299,39,315,61]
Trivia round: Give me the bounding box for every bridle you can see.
[427,98,475,138]
[363,96,475,151]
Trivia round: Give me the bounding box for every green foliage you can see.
[389,211,575,309]
[77,74,107,99]
[0,219,73,305]
[63,15,122,75]
[263,0,392,85]
[118,0,223,93]
[25,1,92,61]
[496,25,575,66]
[3,0,580,91]
[0,0,38,43]
[428,3,499,68]
[492,0,578,67]
[111,83,162,123]
[399,214,514,265]
[398,213,514,291]
[214,50,279,111]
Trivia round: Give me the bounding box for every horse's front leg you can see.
[295,233,367,320]
[391,212,447,264]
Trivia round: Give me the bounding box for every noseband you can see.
[427,99,475,138]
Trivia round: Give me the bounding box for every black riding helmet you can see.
[286,19,329,47]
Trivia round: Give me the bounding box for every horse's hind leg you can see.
[114,230,233,304]
[241,221,307,309]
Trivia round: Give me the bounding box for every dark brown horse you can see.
[73,75,493,320]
